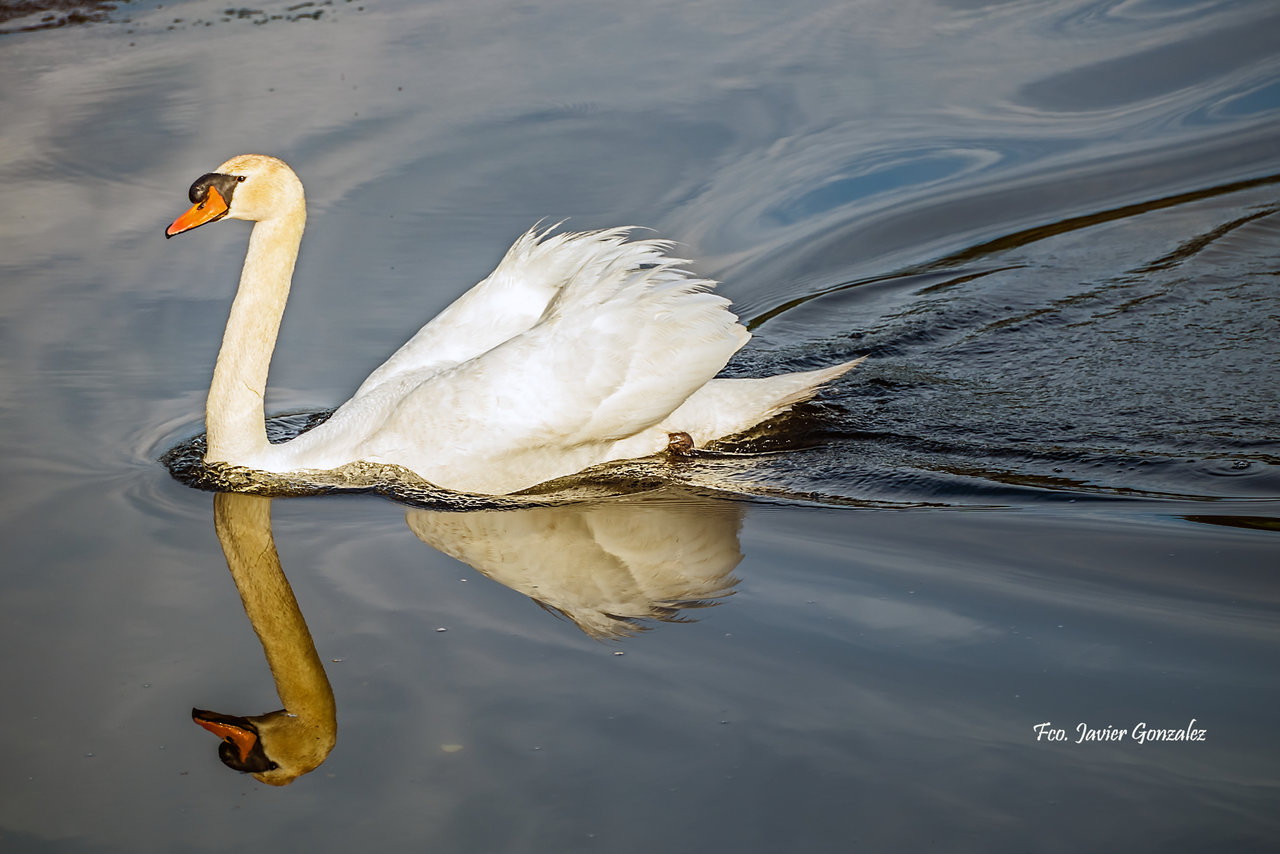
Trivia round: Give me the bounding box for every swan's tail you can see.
[661,356,866,445]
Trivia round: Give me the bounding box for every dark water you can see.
[2,0,1278,851]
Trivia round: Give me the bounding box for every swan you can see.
[406,492,743,639]
[191,489,741,783]
[193,493,337,786]
[166,154,862,495]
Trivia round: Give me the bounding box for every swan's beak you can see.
[166,186,230,238]
[192,707,259,762]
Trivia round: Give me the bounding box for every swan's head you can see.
[193,706,335,787]
[165,154,305,238]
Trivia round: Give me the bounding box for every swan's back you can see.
[356,228,723,395]
[529,230,749,441]
[283,228,752,493]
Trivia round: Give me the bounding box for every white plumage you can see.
[166,154,862,495]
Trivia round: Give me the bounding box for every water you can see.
[1,0,1278,851]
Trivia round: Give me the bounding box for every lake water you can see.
[1,0,1278,851]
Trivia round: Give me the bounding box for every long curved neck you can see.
[205,208,305,464]
[214,492,337,780]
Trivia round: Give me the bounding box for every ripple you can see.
[1018,12,1280,113]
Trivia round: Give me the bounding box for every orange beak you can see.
[192,710,259,761]
[166,185,230,238]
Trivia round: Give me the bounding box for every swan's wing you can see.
[456,253,750,444]
[370,246,750,493]
[355,227,673,395]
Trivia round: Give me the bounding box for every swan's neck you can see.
[214,493,337,776]
[206,209,305,464]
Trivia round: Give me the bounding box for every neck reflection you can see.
[194,492,337,786]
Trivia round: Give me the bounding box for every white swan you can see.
[192,493,336,786]
[166,154,862,495]
[406,492,744,639]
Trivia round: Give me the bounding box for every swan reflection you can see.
[193,493,337,786]
[194,490,744,783]
[406,496,742,639]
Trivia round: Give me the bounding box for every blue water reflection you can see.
[1,0,1278,851]
[768,150,987,225]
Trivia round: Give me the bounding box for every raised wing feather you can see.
[362,233,750,493]
[355,227,680,395]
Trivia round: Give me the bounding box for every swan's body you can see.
[407,493,743,639]
[167,154,861,495]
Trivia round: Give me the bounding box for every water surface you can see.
[1,0,1277,851]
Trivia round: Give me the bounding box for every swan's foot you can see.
[666,431,695,456]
